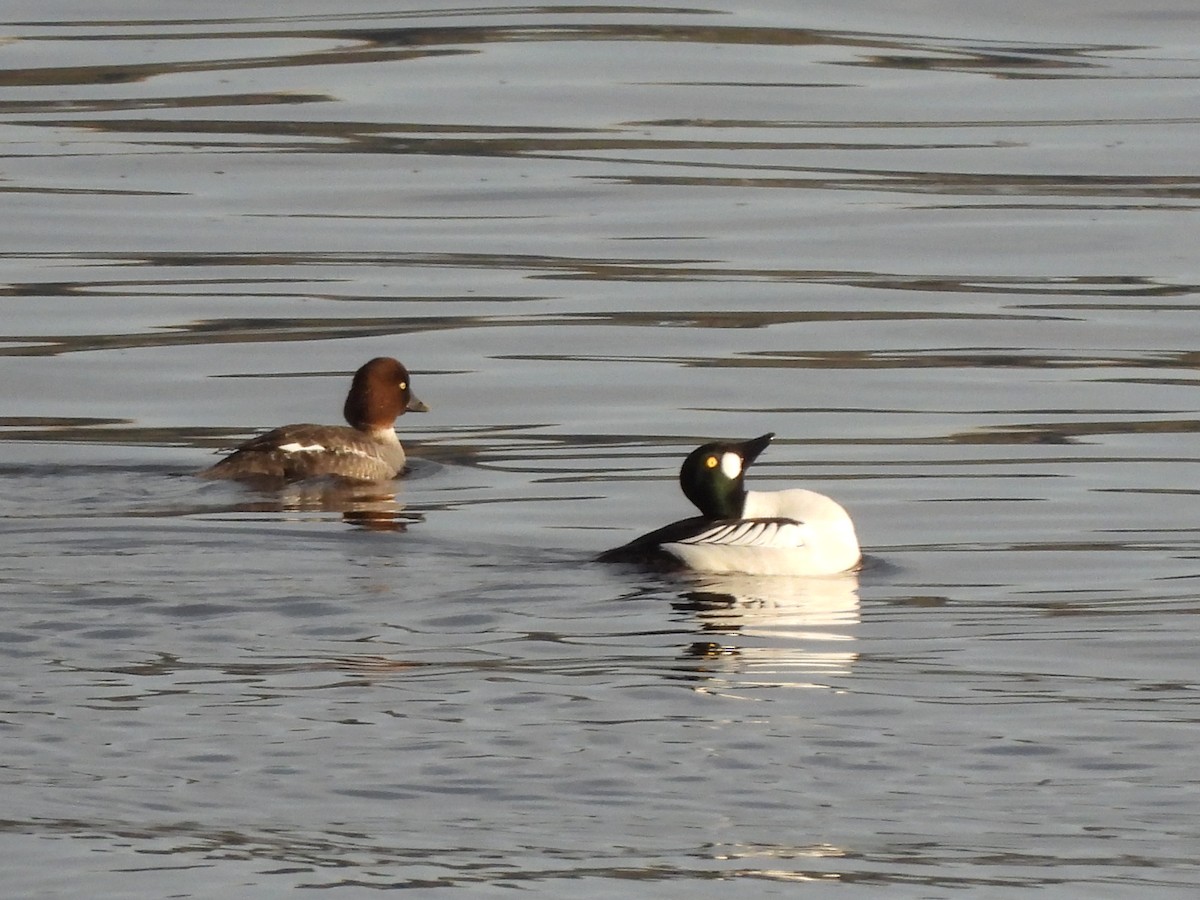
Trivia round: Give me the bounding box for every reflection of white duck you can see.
[599,433,861,577]
[680,571,861,683]
[685,573,861,636]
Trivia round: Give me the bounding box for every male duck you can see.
[199,356,428,483]
[598,433,860,576]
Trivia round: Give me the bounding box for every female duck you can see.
[598,433,860,577]
[199,356,428,483]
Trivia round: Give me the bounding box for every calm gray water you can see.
[3,1,1200,896]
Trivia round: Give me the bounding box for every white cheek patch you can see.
[278,442,326,454]
[720,452,742,480]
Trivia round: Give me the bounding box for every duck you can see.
[597,433,860,576]
[198,356,428,483]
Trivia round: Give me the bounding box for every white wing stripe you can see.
[679,520,805,549]
[729,521,756,543]
[278,442,326,454]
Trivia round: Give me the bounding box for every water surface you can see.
[2,1,1200,896]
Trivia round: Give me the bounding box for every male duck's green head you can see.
[678,432,773,519]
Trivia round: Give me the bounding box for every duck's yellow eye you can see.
[399,381,407,391]
[705,455,718,469]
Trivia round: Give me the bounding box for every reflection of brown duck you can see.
[199,357,428,483]
[214,479,420,532]
[599,434,860,576]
